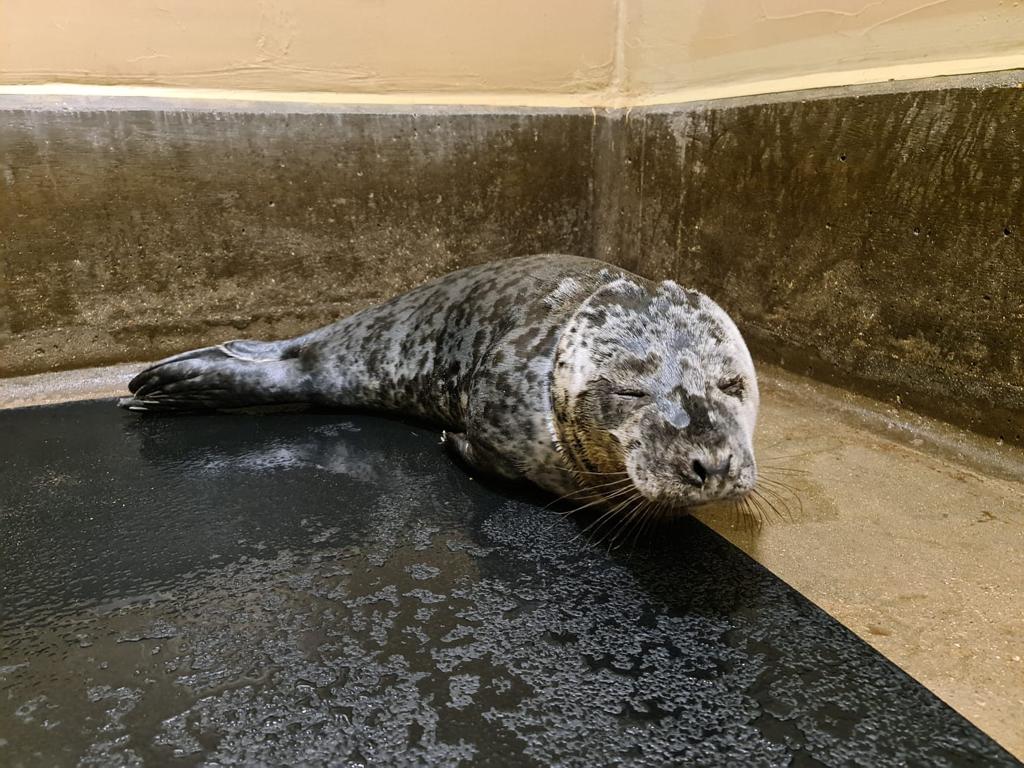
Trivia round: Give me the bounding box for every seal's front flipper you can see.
[120,339,309,412]
[441,431,520,480]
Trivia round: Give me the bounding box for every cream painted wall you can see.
[2,0,1024,104]
[621,0,1024,103]
[0,0,618,97]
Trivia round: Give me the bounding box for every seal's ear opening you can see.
[613,389,648,399]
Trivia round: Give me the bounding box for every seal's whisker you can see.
[757,473,802,489]
[628,499,657,549]
[745,494,771,528]
[758,475,801,490]
[754,483,798,517]
[756,477,804,514]
[591,511,625,551]
[627,500,655,553]
[609,497,650,551]
[753,499,771,529]
[734,497,748,528]
[576,477,635,493]
[734,497,757,532]
[544,475,630,512]
[729,499,744,530]
[559,494,628,520]
[543,477,634,510]
[573,501,630,544]
[653,502,670,534]
[757,483,801,510]
[560,483,636,518]
[751,488,789,522]
[576,492,640,544]
[580,481,638,504]
[748,503,765,533]
[747,490,774,523]
[552,476,633,500]
[542,487,590,511]
[732,499,747,531]
[552,466,631,477]
[618,499,651,552]
[591,496,640,551]
[758,452,817,465]
[661,502,679,533]
[626,497,659,548]
[758,468,809,479]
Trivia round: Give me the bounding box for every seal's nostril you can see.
[691,456,731,485]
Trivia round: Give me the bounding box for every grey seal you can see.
[121,255,758,511]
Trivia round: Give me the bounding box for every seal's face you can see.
[553,277,758,509]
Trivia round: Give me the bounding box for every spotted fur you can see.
[122,255,758,508]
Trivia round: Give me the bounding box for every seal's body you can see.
[123,255,758,509]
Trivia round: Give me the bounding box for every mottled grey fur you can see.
[122,255,758,507]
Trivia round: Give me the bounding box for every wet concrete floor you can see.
[0,400,1018,767]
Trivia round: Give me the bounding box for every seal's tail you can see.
[118,339,309,412]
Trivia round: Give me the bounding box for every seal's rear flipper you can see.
[119,339,308,412]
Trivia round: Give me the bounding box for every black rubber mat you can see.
[0,402,1018,767]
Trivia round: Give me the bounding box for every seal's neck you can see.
[550,278,642,479]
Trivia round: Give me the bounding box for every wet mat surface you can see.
[0,401,1018,767]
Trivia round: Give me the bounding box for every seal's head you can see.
[553,277,758,509]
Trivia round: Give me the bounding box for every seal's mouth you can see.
[617,450,757,511]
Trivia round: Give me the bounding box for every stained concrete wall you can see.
[0,101,595,374]
[593,76,1024,443]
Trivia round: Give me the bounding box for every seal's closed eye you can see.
[718,376,745,399]
[613,389,648,399]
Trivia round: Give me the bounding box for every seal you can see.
[121,255,758,512]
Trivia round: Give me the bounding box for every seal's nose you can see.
[691,455,732,485]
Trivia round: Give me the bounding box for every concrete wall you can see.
[593,76,1024,444]
[0,101,595,374]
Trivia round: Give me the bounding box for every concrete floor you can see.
[2,361,1022,759]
